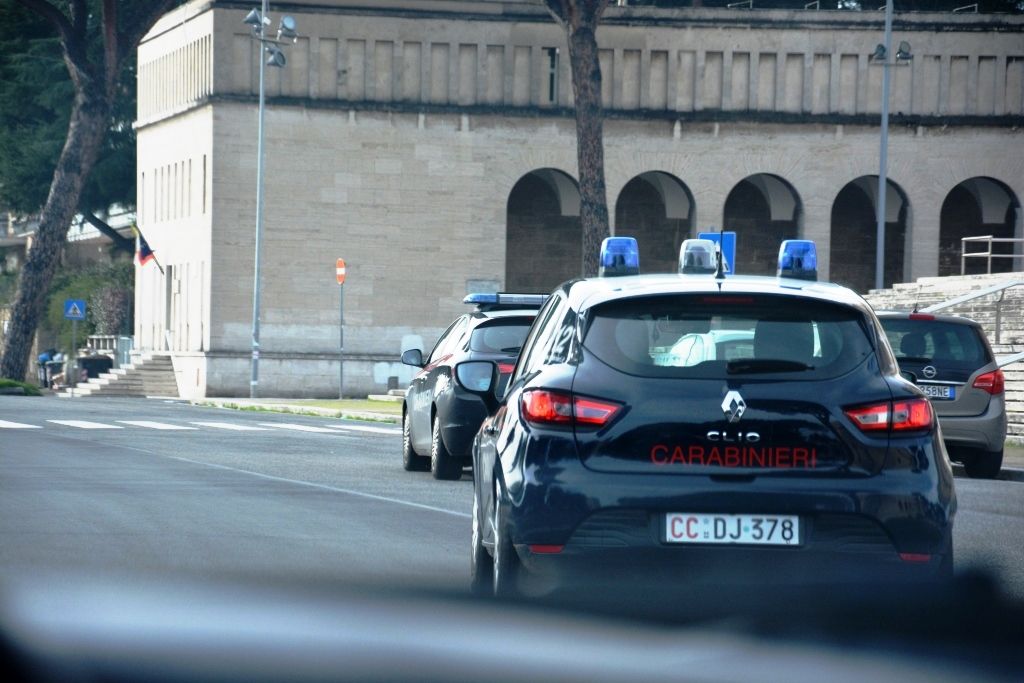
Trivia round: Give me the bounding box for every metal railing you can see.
[922,280,1023,344]
[960,236,1024,275]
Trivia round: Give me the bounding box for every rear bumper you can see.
[938,399,1007,454]
[504,459,955,585]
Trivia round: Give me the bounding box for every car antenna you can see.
[714,228,726,281]
[912,301,919,313]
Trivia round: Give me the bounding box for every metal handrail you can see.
[921,280,1024,344]
[960,235,1024,275]
[997,351,1024,369]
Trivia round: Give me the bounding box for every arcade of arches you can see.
[506,170,1021,294]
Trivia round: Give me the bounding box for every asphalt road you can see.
[1,396,1022,600]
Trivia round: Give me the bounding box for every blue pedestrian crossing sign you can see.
[63,299,87,321]
[698,231,736,274]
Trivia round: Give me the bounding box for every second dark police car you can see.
[457,238,956,596]
[401,293,545,480]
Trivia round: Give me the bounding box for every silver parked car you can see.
[877,312,1006,479]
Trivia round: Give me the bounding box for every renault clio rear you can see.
[463,239,956,596]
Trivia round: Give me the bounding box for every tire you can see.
[963,448,1003,480]
[492,495,521,598]
[430,414,462,481]
[401,411,428,472]
[470,488,493,596]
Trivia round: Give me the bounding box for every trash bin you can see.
[78,355,114,379]
[44,360,64,388]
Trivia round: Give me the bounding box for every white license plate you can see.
[665,513,800,546]
[920,384,953,400]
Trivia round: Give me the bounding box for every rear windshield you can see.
[881,319,991,369]
[468,319,533,354]
[582,294,874,380]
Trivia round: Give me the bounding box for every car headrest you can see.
[754,320,814,364]
[900,332,926,358]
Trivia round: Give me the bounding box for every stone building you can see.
[135,0,1024,398]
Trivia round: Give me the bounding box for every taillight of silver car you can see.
[972,369,1004,395]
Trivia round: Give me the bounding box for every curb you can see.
[193,399,400,425]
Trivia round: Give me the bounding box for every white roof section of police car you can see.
[565,274,872,314]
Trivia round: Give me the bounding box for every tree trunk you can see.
[566,21,610,277]
[0,90,109,381]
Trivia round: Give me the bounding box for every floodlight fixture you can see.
[266,45,286,68]
[278,15,298,42]
[895,41,913,61]
[243,9,263,26]
[871,44,886,61]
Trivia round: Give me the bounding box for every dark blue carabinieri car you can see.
[459,239,956,596]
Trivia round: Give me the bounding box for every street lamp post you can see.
[244,4,297,398]
[872,2,911,291]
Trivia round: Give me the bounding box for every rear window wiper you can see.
[727,359,813,374]
[500,346,522,353]
[897,356,932,363]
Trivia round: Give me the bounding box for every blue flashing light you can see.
[599,236,640,277]
[679,239,718,275]
[463,292,549,309]
[777,240,818,281]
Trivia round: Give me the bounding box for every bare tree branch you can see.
[118,0,179,65]
[81,210,134,254]
[12,0,74,46]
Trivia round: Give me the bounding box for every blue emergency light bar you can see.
[463,292,549,309]
[599,237,640,277]
[777,240,818,281]
[679,239,718,275]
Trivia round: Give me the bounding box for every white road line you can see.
[258,422,339,434]
[165,454,471,519]
[189,421,270,431]
[47,420,123,429]
[117,421,198,430]
[0,420,41,429]
[328,424,401,435]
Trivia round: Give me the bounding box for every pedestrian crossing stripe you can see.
[258,422,339,433]
[0,420,41,429]
[189,422,269,431]
[117,421,197,430]
[47,420,123,429]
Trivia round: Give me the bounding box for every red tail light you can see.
[497,362,515,375]
[844,398,932,433]
[528,544,564,554]
[972,369,1004,395]
[521,390,621,428]
[908,313,935,321]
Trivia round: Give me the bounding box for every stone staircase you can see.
[862,272,1024,439]
[58,354,179,398]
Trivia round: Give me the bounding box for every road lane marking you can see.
[47,420,123,429]
[328,424,401,435]
[164,455,471,519]
[258,422,339,433]
[0,420,41,429]
[189,421,270,431]
[118,421,198,430]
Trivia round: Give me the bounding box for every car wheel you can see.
[492,495,521,598]
[470,488,493,596]
[401,411,428,472]
[962,448,1003,480]
[430,414,462,481]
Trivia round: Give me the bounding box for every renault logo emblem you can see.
[722,391,746,423]
[922,365,937,379]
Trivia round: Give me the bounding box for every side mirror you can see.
[401,349,424,367]
[454,360,498,394]
[899,370,917,384]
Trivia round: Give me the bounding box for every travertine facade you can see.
[136,0,1024,398]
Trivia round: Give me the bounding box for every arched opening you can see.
[829,176,909,293]
[940,177,1021,275]
[614,171,695,274]
[722,174,802,275]
[505,168,581,292]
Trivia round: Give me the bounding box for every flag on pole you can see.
[131,224,164,274]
